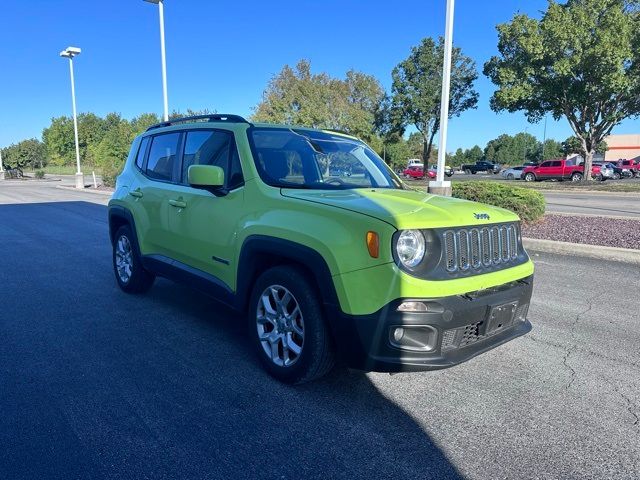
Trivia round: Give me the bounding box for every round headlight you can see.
[396,230,426,268]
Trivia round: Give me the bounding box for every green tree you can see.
[450,148,466,167]
[252,60,384,142]
[484,0,640,180]
[562,136,608,156]
[465,145,484,163]
[91,120,135,174]
[77,113,107,165]
[131,113,161,135]
[540,139,564,160]
[384,37,479,163]
[383,137,411,171]
[2,139,47,170]
[406,132,424,159]
[42,116,75,166]
[484,133,541,164]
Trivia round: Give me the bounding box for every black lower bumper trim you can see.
[327,276,534,372]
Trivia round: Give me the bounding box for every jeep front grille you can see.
[442,223,520,273]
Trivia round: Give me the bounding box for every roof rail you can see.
[146,114,250,131]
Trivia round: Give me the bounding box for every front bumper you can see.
[328,275,533,372]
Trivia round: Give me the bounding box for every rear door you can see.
[134,131,183,257]
[548,160,563,178]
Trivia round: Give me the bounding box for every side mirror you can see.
[188,165,226,196]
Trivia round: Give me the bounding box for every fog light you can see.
[393,327,405,342]
[389,325,437,352]
[397,301,428,312]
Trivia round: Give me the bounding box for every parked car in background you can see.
[594,162,620,180]
[613,159,639,177]
[462,161,501,175]
[501,166,524,180]
[403,165,435,180]
[429,164,454,177]
[600,162,627,180]
[522,158,611,182]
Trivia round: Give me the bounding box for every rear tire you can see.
[248,266,335,384]
[571,172,583,182]
[112,225,155,293]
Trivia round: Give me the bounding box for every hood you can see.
[281,188,519,230]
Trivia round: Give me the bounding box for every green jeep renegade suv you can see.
[108,114,534,384]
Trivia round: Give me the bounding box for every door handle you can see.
[169,199,187,209]
[129,189,143,198]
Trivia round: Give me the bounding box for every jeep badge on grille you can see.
[474,213,490,220]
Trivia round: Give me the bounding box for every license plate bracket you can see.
[483,301,519,336]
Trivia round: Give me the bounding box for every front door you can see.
[166,129,245,291]
[535,161,553,179]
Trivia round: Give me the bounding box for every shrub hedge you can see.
[452,181,545,223]
[101,166,120,188]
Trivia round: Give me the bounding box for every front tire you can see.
[248,266,335,384]
[524,172,536,182]
[507,173,515,180]
[112,225,155,293]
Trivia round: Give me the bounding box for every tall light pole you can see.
[144,0,169,121]
[0,147,5,180]
[428,0,455,196]
[60,46,84,189]
[541,115,548,161]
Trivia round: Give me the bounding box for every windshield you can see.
[248,128,403,190]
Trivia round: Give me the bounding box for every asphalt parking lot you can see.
[1,183,638,479]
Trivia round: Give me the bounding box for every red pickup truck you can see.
[522,159,610,182]
[614,159,640,177]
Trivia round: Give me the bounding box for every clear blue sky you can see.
[1,0,639,151]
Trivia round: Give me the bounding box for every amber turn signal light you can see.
[366,231,379,258]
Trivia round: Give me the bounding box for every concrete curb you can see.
[536,189,640,197]
[56,185,114,196]
[544,212,640,221]
[523,237,640,265]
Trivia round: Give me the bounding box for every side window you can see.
[135,137,150,170]
[182,130,244,188]
[146,133,181,182]
[550,161,561,167]
[539,161,552,168]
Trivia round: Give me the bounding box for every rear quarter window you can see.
[135,137,150,170]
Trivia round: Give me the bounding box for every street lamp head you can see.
[143,0,162,3]
[60,46,81,58]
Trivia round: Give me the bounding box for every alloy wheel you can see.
[115,235,133,284]
[256,285,304,367]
